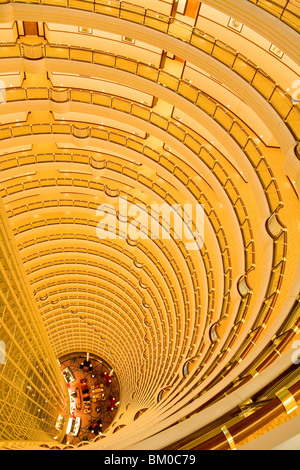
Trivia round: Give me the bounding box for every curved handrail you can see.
[1,123,285,400]
[0,143,223,377]
[0,112,257,374]
[246,0,300,33]
[0,64,288,420]
[5,84,288,378]
[0,42,284,212]
[0,0,299,139]
[0,145,227,322]
[0,125,257,377]
[0,104,254,269]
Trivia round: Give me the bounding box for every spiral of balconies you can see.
[0,0,299,450]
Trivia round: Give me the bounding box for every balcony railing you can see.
[246,0,300,32]
[0,42,285,213]
[0,1,299,138]
[1,120,280,405]
[1,0,299,33]
[0,46,288,417]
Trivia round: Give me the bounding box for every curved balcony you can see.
[0,43,287,208]
[0,0,298,451]
[246,0,300,33]
[1,88,288,390]
[1,26,298,145]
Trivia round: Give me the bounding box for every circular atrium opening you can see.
[59,353,120,445]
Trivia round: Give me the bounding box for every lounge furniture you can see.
[67,417,80,436]
[62,367,75,383]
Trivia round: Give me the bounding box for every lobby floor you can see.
[59,355,120,445]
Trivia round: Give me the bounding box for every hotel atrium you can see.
[0,0,300,451]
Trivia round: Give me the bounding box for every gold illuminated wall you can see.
[0,200,69,446]
[0,0,299,450]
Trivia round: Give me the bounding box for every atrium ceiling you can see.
[0,0,299,451]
